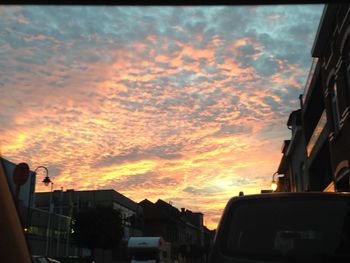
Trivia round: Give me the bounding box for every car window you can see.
[221,197,350,261]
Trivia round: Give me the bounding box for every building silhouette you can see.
[140,199,214,263]
[32,189,143,262]
[276,4,350,193]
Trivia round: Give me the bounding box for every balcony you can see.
[306,110,327,157]
[302,57,319,105]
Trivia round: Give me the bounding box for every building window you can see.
[335,168,350,192]
[334,160,350,192]
[330,81,341,134]
[346,64,350,100]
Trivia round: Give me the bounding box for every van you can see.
[128,236,171,263]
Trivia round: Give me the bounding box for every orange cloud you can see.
[1,20,294,230]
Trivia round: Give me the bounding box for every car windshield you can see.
[4,4,350,263]
[221,197,350,262]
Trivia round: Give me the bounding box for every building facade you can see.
[31,189,143,262]
[286,109,308,192]
[140,199,214,263]
[275,4,350,193]
[311,4,350,192]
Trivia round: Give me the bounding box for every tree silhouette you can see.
[72,206,124,260]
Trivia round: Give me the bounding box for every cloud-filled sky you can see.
[0,5,323,229]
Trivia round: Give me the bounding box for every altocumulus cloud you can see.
[0,5,324,229]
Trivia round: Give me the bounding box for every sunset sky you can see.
[0,5,323,229]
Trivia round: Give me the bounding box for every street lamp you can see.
[42,175,52,186]
[35,166,53,190]
[34,166,53,257]
[271,172,279,192]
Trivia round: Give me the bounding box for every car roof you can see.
[229,192,350,202]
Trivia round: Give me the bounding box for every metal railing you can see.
[306,110,327,157]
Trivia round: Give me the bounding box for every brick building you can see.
[275,4,350,193]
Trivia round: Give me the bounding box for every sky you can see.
[0,5,323,229]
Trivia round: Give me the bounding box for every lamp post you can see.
[271,172,279,192]
[34,166,53,257]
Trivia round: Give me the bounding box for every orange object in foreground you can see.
[0,159,32,263]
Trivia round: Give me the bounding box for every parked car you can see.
[47,258,61,263]
[32,255,61,263]
[209,192,350,263]
[53,256,93,263]
[32,256,48,263]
